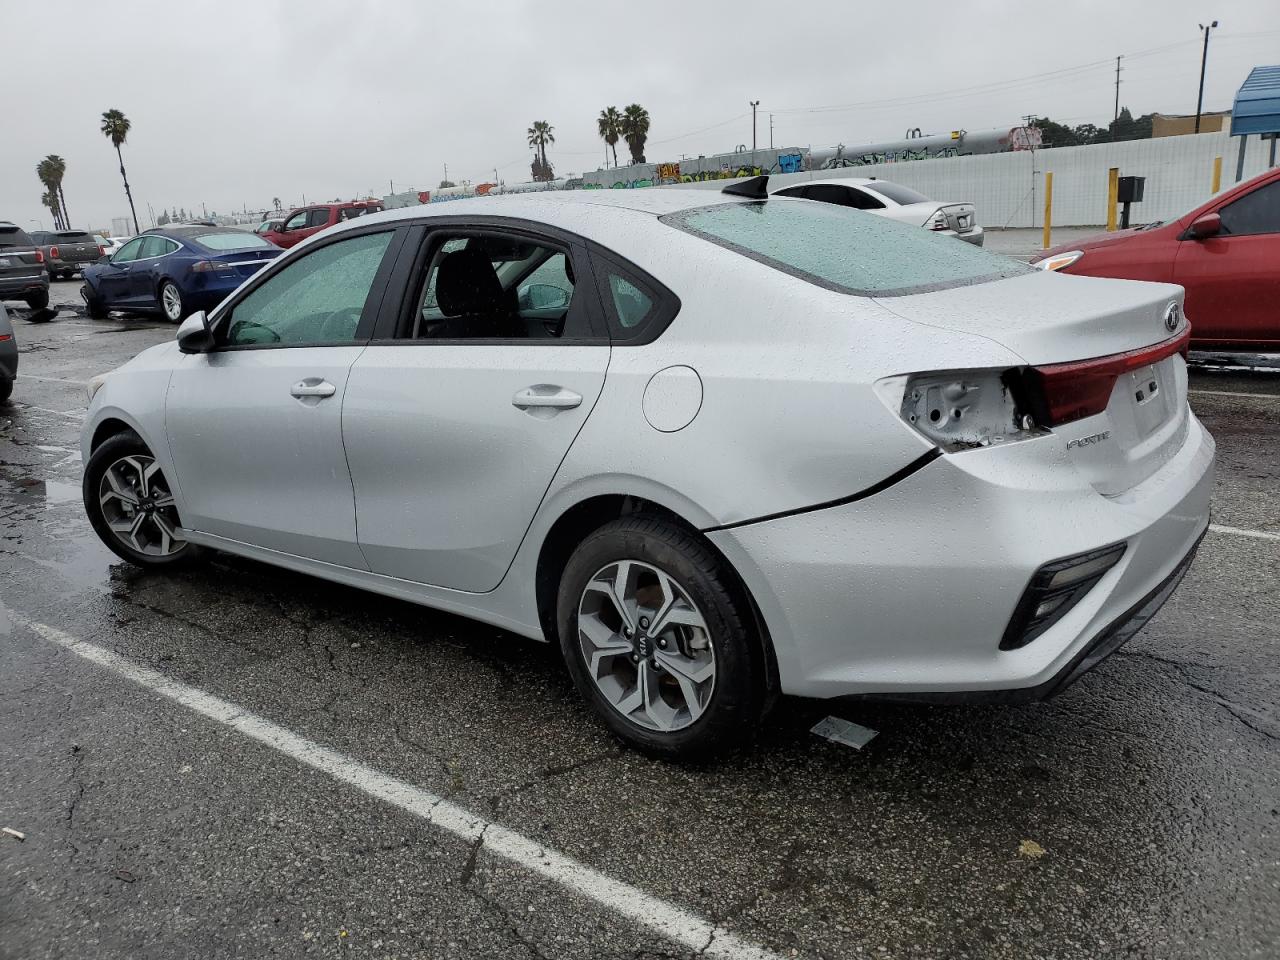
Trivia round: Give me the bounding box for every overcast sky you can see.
[3,0,1277,231]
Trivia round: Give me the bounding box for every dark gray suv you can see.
[30,229,104,280]
[0,222,51,311]
[0,302,16,404]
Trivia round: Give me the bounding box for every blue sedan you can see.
[81,226,281,322]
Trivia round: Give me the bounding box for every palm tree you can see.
[100,109,140,234]
[47,155,70,227]
[36,158,67,229]
[272,197,282,212]
[526,120,555,178]
[597,106,622,169]
[622,104,650,165]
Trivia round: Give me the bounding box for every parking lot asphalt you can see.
[2,280,1278,960]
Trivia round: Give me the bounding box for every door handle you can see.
[291,379,337,399]
[512,385,582,410]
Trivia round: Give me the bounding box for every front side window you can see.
[283,210,308,231]
[137,236,172,259]
[113,238,145,262]
[662,200,1030,297]
[410,233,582,340]
[223,231,392,346]
[1219,180,1280,236]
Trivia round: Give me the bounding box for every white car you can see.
[80,179,1212,758]
[96,236,130,258]
[771,177,985,245]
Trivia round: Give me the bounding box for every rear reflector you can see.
[1024,327,1190,426]
[1001,542,1126,650]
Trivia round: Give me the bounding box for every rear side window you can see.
[662,201,1029,297]
[137,236,171,258]
[308,209,331,228]
[590,249,679,343]
[864,181,931,205]
[0,228,33,248]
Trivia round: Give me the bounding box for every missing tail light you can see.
[876,369,1046,452]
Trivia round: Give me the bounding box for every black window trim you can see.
[367,215,611,347]
[206,222,408,353]
[584,239,682,345]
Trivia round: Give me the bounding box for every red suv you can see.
[262,201,384,249]
[1034,167,1280,351]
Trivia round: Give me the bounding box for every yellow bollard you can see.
[1106,167,1119,232]
[1042,172,1054,250]
[1212,156,1223,193]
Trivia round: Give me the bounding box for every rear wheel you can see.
[160,280,185,322]
[82,285,108,319]
[25,289,49,311]
[556,515,766,759]
[83,431,204,569]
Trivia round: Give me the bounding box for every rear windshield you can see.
[864,181,931,205]
[194,231,273,251]
[661,201,1028,297]
[55,231,95,243]
[0,227,33,248]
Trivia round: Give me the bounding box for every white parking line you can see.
[1209,523,1280,543]
[16,374,89,386]
[1189,389,1280,400]
[11,615,785,960]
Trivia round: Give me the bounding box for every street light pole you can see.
[750,100,760,153]
[1195,20,1218,134]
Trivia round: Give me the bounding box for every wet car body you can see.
[771,177,985,245]
[30,229,104,280]
[0,222,51,311]
[81,184,1213,757]
[0,302,17,403]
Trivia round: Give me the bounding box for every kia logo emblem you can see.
[1163,302,1181,332]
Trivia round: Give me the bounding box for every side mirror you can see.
[1189,212,1221,239]
[519,283,571,310]
[177,311,215,354]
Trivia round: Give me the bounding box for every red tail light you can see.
[1025,327,1190,426]
[49,245,59,259]
[34,250,44,263]
[98,245,106,257]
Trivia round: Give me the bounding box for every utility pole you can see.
[1113,56,1123,138]
[769,113,774,150]
[1195,20,1219,133]
[750,100,760,153]
[443,162,448,185]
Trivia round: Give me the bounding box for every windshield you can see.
[194,231,274,251]
[662,200,1029,296]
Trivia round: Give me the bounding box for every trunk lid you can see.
[875,271,1190,494]
[53,232,102,264]
[0,226,43,280]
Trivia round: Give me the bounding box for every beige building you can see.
[1151,111,1232,138]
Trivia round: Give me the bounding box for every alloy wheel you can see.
[161,283,183,321]
[97,454,187,557]
[577,560,715,732]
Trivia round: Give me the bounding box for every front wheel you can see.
[159,280,186,322]
[82,285,108,319]
[83,431,204,568]
[556,515,767,759]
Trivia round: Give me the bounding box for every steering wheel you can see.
[318,307,361,341]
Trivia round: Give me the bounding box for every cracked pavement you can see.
[1,283,1278,959]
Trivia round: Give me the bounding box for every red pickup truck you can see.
[261,201,384,249]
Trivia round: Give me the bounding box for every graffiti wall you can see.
[581,149,807,190]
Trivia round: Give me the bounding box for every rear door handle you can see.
[291,379,337,399]
[512,385,582,410]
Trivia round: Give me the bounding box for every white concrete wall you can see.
[675,130,1276,228]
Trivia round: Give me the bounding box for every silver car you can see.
[81,181,1213,758]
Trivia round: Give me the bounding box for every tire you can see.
[25,289,49,311]
[0,377,12,405]
[556,515,767,759]
[83,430,204,569]
[82,285,108,320]
[159,280,186,322]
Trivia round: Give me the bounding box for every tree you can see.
[1108,108,1154,143]
[621,104,650,165]
[526,121,555,178]
[272,197,282,212]
[438,179,456,189]
[36,160,64,229]
[597,106,622,168]
[48,155,70,228]
[40,189,63,230]
[100,109,140,234]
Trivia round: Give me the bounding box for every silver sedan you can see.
[81,180,1213,758]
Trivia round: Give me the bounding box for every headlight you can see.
[86,373,110,403]
[1035,250,1084,272]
